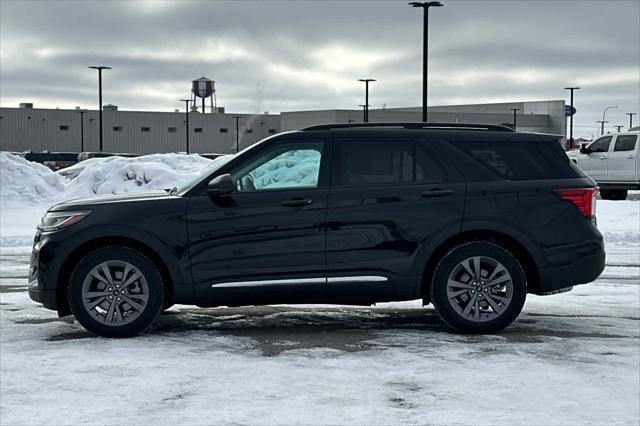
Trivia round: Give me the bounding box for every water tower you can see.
[191,76,216,113]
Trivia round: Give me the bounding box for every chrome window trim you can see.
[211,275,388,288]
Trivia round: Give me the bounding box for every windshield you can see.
[178,154,234,194]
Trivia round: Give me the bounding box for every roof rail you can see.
[301,122,515,132]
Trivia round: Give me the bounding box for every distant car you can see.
[22,152,79,171]
[572,131,640,199]
[199,153,226,160]
[77,152,138,162]
[29,122,604,337]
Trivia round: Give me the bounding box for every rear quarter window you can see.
[452,140,584,180]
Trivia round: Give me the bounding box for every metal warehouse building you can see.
[0,100,566,154]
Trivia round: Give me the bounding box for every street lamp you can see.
[180,99,192,154]
[357,78,375,122]
[88,66,111,151]
[601,106,618,135]
[510,108,520,130]
[233,116,241,153]
[409,1,443,122]
[564,87,580,143]
[358,104,369,122]
[596,120,609,135]
[76,109,87,152]
[626,112,637,129]
[614,125,624,132]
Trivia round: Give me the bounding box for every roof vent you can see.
[19,103,33,109]
[103,104,118,111]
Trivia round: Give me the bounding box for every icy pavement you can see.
[1,244,639,425]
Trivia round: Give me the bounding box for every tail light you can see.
[54,163,61,171]
[554,187,598,219]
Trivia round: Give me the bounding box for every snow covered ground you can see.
[1,153,639,425]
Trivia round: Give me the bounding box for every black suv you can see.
[29,123,605,337]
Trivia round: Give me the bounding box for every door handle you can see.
[422,189,454,198]
[281,199,313,207]
[627,155,634,159]
[599,156,606,160]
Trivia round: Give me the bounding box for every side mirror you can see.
[579,143,590,154]
[207,174,235,197]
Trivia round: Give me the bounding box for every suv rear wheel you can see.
[68,246,164,338]
[431,242,526,333]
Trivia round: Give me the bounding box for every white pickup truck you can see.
[569,131,639,200]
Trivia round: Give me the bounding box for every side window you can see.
[416,143,447,183]
[230,141,323,192]
[613,135,638,152]
[589,136,613,153]
[340,140,413,185]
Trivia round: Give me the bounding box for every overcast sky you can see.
[1,0,638,138]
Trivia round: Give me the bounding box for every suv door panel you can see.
[607,134,638,181]
[325,138,465,301]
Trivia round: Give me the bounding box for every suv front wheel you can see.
[431,242,527,333]
[68,246,164,338]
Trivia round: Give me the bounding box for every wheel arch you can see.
[418,229,542,304]
[56,235,180,317]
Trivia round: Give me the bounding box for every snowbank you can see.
[0,152,215,244]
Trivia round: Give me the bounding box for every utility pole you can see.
[233,116,241,153]
[510,108,520,130]
[357,79,375,122]
[597,120,609,135]
[409,1,443,122]
[614,125,623,132]
[180,99,192,154]
[77,109,87,152]
[359,104,369,122]
[626,112,637,129]
[88,66,111,151]
[564,87,580,143]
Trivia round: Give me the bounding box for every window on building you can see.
[268,129,277,134]
[59,125,69,131]
[168,127,177,133]
[194,128,203,133]
[245,128,253,134]
[113,126,123,132]
[219,128,228,133]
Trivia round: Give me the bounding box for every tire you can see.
[68,246,164,338]
[601,189,627,200]
[431,241,527,334]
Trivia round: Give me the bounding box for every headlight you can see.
[38,210,92,232]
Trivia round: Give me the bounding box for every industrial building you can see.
[0,100,567,154]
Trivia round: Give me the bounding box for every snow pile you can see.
[0,152,214,208]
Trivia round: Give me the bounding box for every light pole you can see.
[88,66,111,151]
[510,108,520,130]
[626,112,637,129]
[233,116,241,153]
[597,120,609,135]
[359,104,369,122]
[614,125,624,132]
[564,86,580,143]
[357,78,375,122]
[180,99,192,154]
[601,106,618,135]
[409,1,443,122]
[76,109,87,152]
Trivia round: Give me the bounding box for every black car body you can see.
[29,123,605,337]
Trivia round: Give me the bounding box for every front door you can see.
[187,139,330,304]
[579,136,612,181]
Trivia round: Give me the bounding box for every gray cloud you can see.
[1,0,638,138]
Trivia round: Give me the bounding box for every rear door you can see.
[324,137,465,301]
[607,134,638,182]
[578,136,612,181]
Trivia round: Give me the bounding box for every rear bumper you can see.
[534,250,605,295]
